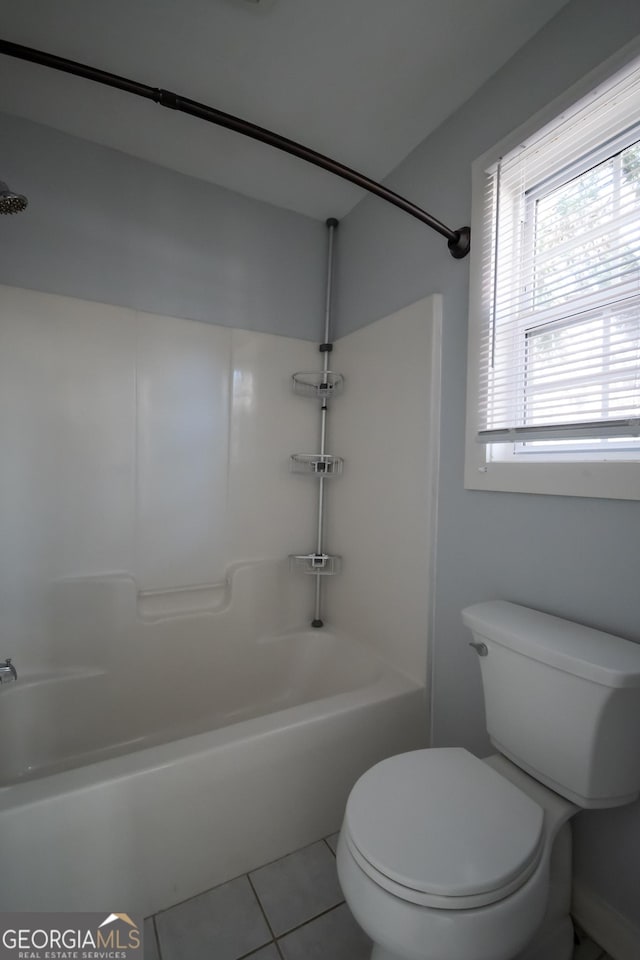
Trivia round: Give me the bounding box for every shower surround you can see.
[0,283,439,912]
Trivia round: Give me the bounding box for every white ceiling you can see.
[0,0,569,220]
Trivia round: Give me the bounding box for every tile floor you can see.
[144,834,612,960]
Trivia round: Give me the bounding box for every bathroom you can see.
[0,1,639,959]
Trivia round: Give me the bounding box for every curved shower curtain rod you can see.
[0,37,470,259]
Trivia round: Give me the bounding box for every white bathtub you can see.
[0,629,426,915]
[0,628,399,786]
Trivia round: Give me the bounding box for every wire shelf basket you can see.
[291,371,344,399]
[288,553,342,576]
[289,454,344,477]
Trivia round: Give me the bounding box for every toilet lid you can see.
[344,748,545,909]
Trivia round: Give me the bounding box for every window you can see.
[465,47,640,500]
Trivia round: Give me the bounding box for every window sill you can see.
[464,455,640,501]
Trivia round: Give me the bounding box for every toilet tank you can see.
[462,601,640,809]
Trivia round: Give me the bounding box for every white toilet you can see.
[337,601,640,960]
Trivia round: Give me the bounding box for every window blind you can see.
[477,55,640,445]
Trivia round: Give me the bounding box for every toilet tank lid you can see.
[462,601,640,688]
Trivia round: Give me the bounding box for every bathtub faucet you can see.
[0,658,17,683]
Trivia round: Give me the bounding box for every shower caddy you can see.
[289,218,342,628]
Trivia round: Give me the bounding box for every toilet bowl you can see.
[337,749,575,960]
[336,602,640,960]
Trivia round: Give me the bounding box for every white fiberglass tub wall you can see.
[0,282,318,670]
[328,296,442,682]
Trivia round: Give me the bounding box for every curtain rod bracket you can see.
[448,226,471,260]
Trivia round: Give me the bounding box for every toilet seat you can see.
[343,748,545,910]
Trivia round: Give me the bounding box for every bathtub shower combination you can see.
[0,562,426,913]
[0,219,435,913]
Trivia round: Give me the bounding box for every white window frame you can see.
[465,39,640,501]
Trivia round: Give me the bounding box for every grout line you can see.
[323,836,337,857]
[276,901,346,942]
[235,943,277,960]
[247,872,279,945]
[151,916,163,960]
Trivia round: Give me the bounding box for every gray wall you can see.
[0,113,325,340]
[335,0,640,933]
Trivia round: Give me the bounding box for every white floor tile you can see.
[250,841,343,936]
[155,875,271,960]
[278,904,371,960]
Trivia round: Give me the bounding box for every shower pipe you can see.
[312,217,338,629]
[0,38,470,259]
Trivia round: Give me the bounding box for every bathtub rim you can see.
[0,667,423,810]
[0,625,406,790]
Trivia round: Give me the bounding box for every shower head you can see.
[0,181,28,215]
